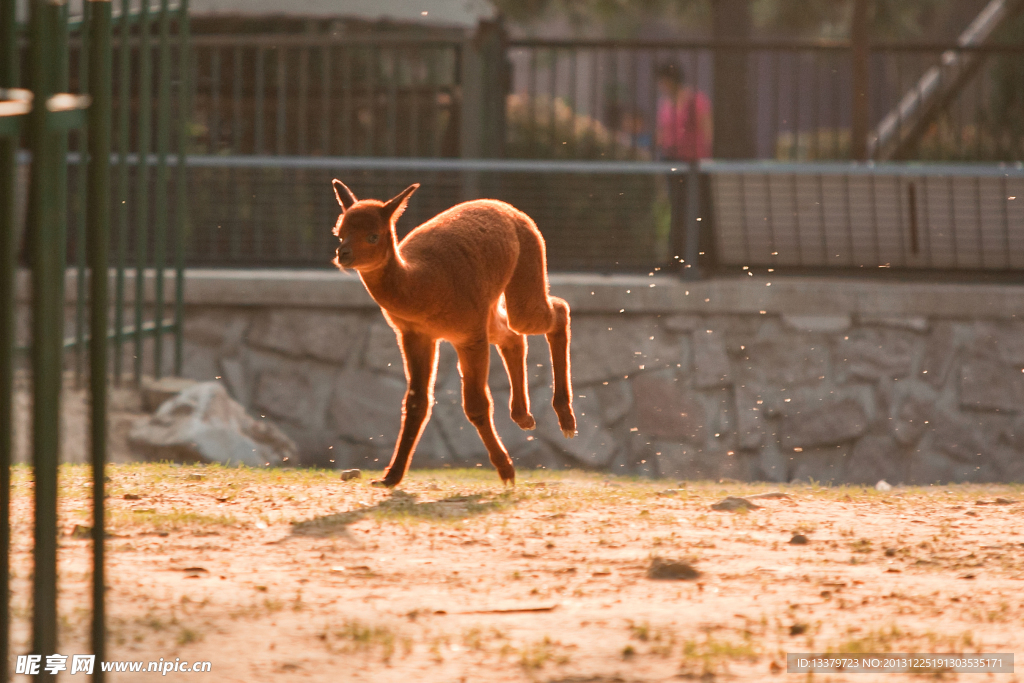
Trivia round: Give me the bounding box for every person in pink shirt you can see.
[655,61,713,160]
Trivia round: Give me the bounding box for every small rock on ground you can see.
[340,469,362,481]
[646,557,701,580]
[876,480,893,491]
[710,496,760,512]
[747,491,792,500]
[789,534,809,545]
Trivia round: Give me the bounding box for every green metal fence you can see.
[0,1,188,680]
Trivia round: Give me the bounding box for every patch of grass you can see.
[519,636,571,670]
[323,619,412,663]
[628,620,677,656]
[177,627,202,645]
[679,630,759,678]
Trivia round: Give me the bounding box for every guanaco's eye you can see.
[366,234,380,244]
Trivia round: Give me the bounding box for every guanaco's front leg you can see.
[374,331,439,488]
[456,339,516,485]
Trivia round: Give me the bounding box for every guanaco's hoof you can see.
[562,428,576,439]
[514,414,537,431]
[370,479,394,488]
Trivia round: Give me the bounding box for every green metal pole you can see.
[74,0,91,384]
[0,0,19,679]
[152,0,170,379]
[112,0,130,384]
[27,1,63,679]
[173,0,189,377]
[87,3,112,678]
[133,0,152,384]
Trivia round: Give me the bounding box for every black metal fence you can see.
[1,1,188,681]
[186,34,1024,162]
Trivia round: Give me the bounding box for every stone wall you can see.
[160,270,1024,484]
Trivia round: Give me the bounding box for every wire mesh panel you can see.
[182,158,672,272]
[709,162,1024,271]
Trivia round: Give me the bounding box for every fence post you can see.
[0,0,18,678]
[851,0,870,160]
[460,19,506,199]
[27,0,63,674]
[669,163,704,279]
[87,1,112,677]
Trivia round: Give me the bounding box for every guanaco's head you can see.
[331,180,419,272]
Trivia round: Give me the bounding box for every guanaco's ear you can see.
[332,179,357,211]
[381,183,419,224]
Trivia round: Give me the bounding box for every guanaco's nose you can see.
[337,242,353,261]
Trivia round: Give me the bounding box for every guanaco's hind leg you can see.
[489,302,535,430]
[502,240,576,437]
[455,340,516,484]
[545,297,576,437]
[374,331,439,488]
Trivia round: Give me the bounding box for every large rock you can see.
[129,382,296,466]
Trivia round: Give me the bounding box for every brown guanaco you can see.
[330,180,576,487]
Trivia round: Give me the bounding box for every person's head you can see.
[656,61,685,96]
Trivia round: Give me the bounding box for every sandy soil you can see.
[6,465,1024,682]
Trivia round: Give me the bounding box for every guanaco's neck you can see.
[357,232,413,315]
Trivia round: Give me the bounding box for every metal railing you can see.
[1,1,189,681]
[185,33,1024,162]
[506,39,1024,162]
[704,160,1024,273]
[173,154,1024,279]
[190,34,464,157]
[177,155,697,273]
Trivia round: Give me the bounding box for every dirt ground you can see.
[6,465,1024,682]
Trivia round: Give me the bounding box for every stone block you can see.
[595,379,633,425]
[788,445,849,484]
[835,329,917,382]
[651,441,746,481]
[734,385,766,450]
[692,329,730,388]
[889,381,937,446]
[846,435,907,485]
[363,321,404,376]
[918,322,963,388]
[219,356,249,407]
[959,355,1024,413]
[254,359,335,430]
[780,396,868,449]
[328,369,406,442]
[782,315,851,333]
[908,448,1001,485]
[859,315,929,332]
[248,310,367,365]
[533,384,618,467]
[184,309,251,351]
[923,410,993,465]
[738,337,829,387]
[568,315,683,385]
[180,341,221,383]
[631,371,706,442]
